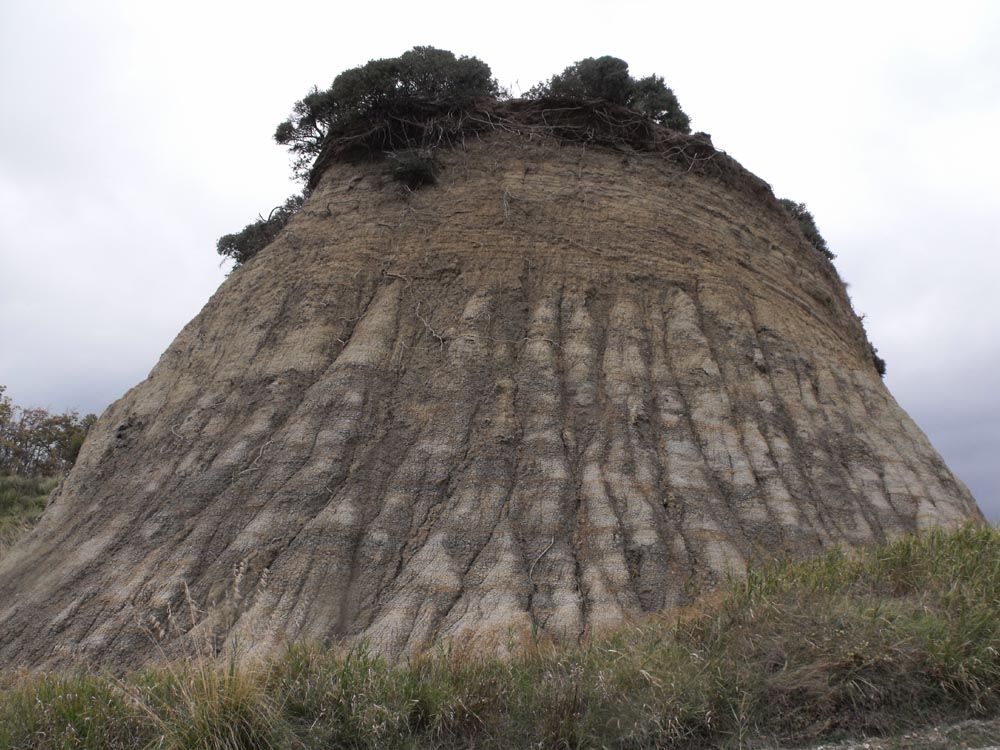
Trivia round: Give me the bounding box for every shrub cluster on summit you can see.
[273,47,499,183]
[218,48,693,267]
[527,55,692,133]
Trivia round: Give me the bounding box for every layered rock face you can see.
[0,132,980,669]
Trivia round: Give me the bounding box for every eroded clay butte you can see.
[0,131,981,669]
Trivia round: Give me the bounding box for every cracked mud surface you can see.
[0,132,980,669]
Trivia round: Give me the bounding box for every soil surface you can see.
[0,129,980,670]
[781,718,1000,749]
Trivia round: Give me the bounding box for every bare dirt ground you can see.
[782,718,1000,749]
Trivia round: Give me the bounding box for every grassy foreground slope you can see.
[2,524,1000,749]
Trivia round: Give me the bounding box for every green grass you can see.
[0,474,58,556]
[3,524,1000,749]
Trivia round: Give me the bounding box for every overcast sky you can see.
[1,0,997,517]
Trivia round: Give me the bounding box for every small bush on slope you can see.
[3,524,999,749]
[216,193,305,267]
[870,342,888,377]
[779,198,834,260]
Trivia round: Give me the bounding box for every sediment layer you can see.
[0,132,979,669]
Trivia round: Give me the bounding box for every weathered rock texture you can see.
[0,131,981,669]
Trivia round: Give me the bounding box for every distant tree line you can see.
[0,385,95,477]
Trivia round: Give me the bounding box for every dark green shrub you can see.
[537,55,633,104]
[528,55,692,133]
[870,343,887,377]
[217,193,305,267]
[779,198,834,260]
[632,73,690,130]
[272,89,339,184]
[274,47,498,182]
[388,149,439,189]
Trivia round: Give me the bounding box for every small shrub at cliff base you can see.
[0,475,59,554]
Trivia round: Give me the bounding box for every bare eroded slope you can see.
[0,132,980,669]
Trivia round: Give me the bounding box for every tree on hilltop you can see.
[274,47,499,182]
[528,55,691,133]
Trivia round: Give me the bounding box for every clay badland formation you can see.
[0,103,981,670]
